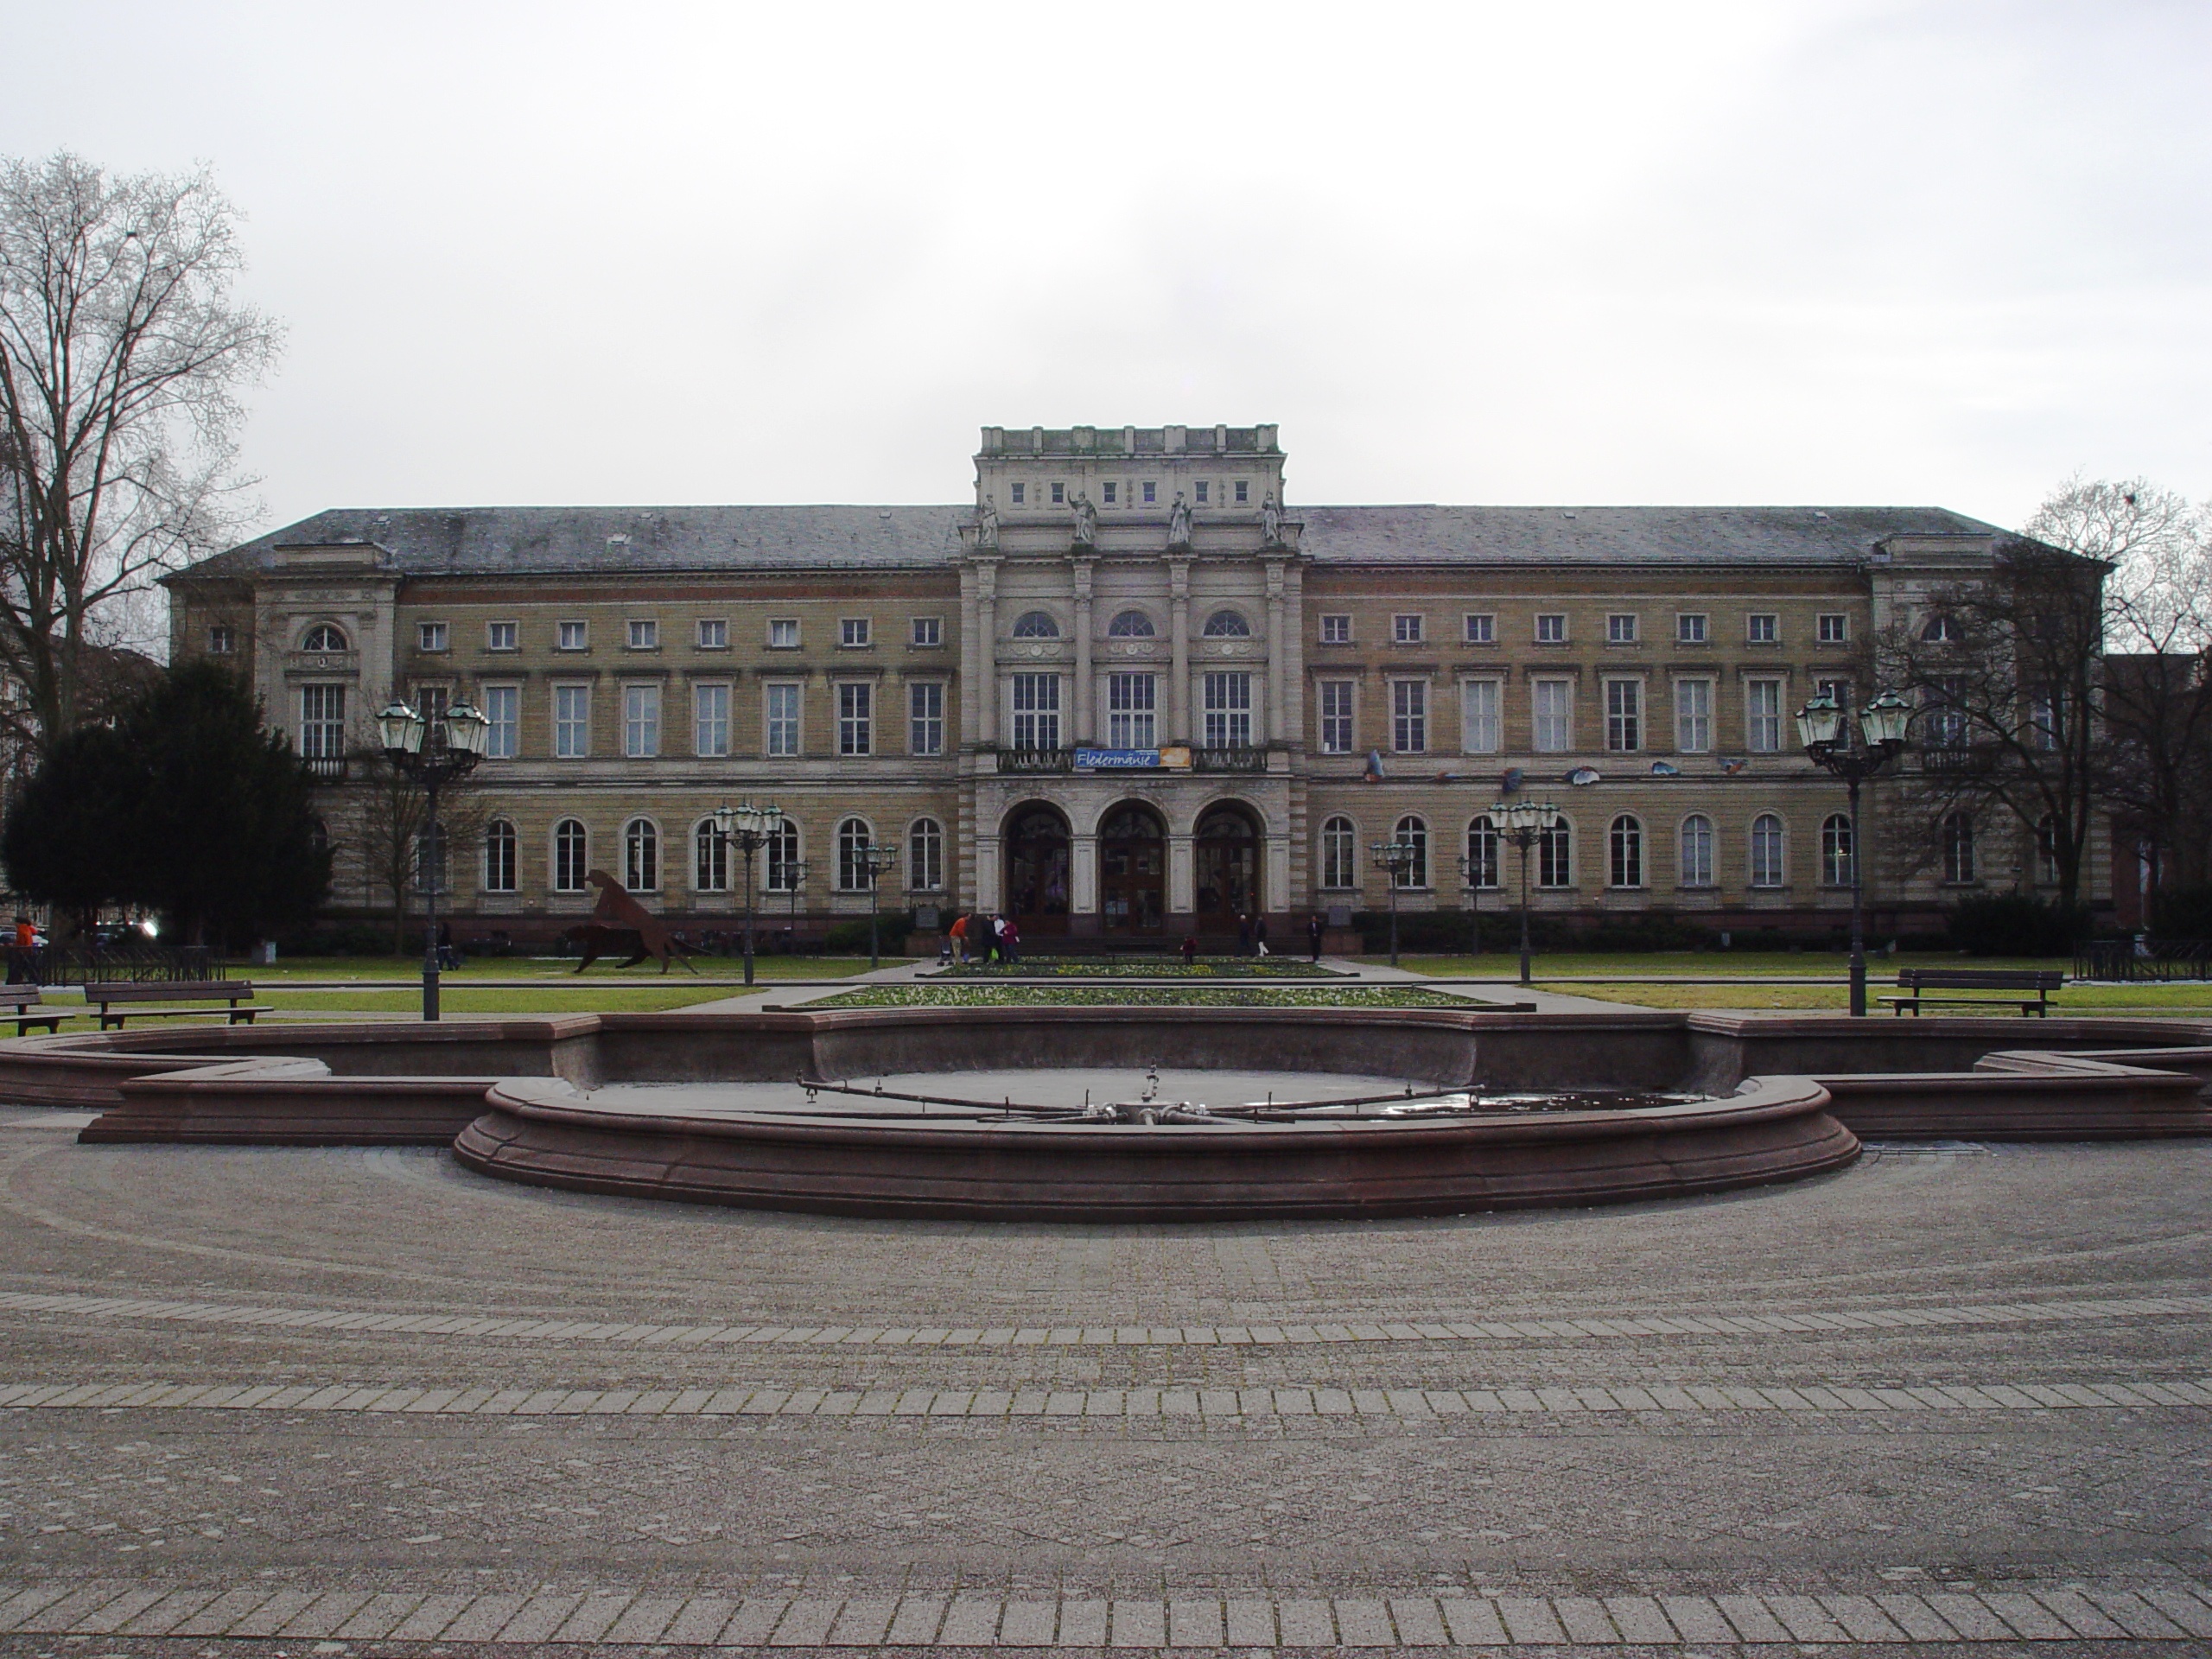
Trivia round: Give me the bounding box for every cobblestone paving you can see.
[2,1113,2209,1652]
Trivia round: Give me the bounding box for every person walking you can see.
[999,914,1020,965]
[949,912,969,964]
[1180,933,1198,966]
[1307,912,1325,962]
[1236,912,1252,956]
[1253,914,1269,957]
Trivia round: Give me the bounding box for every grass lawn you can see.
[226,956,874,982]
[940,957,1344,978]
[1401,950,2075,979]
[1541,981,2212,1014]
[808,984,1483,1010]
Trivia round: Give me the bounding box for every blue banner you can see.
[1074,748,1160,770]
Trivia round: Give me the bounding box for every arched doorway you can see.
[1002,804,1071,934]
[1098,802,1166,935]
[1194,803,1263,934]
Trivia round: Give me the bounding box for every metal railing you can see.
[5,944,223,988]
[995,747,1073,774]
[1195,747,1268,772]
[2075,938,2212,982]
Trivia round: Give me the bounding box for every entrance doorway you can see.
[1194,803,1263,933]
[1098,803,1166,935]
[1003,805,1071,934]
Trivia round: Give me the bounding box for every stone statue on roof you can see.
[1166,491,1193,550]
[975,493,1000,550]
[1261,491,1283,546]
[1071,491,1097,548]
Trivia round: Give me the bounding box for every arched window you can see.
[1202,608,1250,638]
[908,817,944,891]
[1608,815,1643,889]
[836,817,874,892]
[301,623,348,652]
[624,818,659,892]
[1537,820,1572,889]
[553,819,588,893]
[1011,610,1060,639]
[1320,815,1357,890]
[1921,613,1961,643]
[694,819,728,893]
[1107,609,1155,638]
[2036,814,2060,886]
[416,823,448,894]
[764,820,801,892]
[484,819,518,893]
[1750,813,1786,888]
[1465,816,1499,890]
[1393,815,1428,889]
[1942,811,1976,884]
[1821,812,1853,887]
[1679,815,1714,887]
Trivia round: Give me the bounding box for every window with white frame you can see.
[694,819,728,892]
[1821,813,1853,886]
[1537,821,1572,888]
[1675,677,1712,752]
[765,820,800,891]
[1679,815,1714,887]
[1942,811,1976,883]
[1533,679,1573,752]
[419,621,448,652]
[841,618,871,647]
[1605,679,1642,751]
[765,682,801,756]
[1108,609,1154,638]
[1320,816,1357,889]
[1464,613,1495,645]
[837,682,872,755]
[1011,672,1061,749]
[1392,613,1423,644]
[1751,813,1786,887]
[696,618,728,649]
[556,620,588,651]
[1535,613,1567,644]
[554,684,590,758]
[2030,686,2063,751]
[1393,815,1428,888]
[1204,609,1251,638]
[836,817,874,892]
[908,681,944,754]
[1817,613,1848,644]
[910,616,941,646]
[302,623,348,652]
[1319,613,1351,645]
[1203,671,1252,747]
[207,624,236,654]
[553,819,588,892]
[1746,613,1779,644]
[768,619,799,648]
[694,683,730,757]
[1676,613,1707,644]
[483,685,518,759]
[623,683,661,757]
[486,620,518,651]
[627,619,658,650]
[1107,672,1156,748]
[1391,679,1427,753]
[1606,613,1637,645]
[1609,815,1644,887]
[1319,680,1354,754]
[415,684,449,725]
[484,819,517,893]
[1926,677,1971,747]
[624,818,659,891]
[1746,679,1783,752]
[908,818,944,891]
[299,684,346,760]
[1465,816,1499,889]
[1460,679,1500,753]
[1011,610,1059,639]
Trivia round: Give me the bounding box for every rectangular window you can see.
[841,618,871,648]
[1675,678,1713,752]
[908,681,944,754]
[1051,482,1065,505]
[1391,679,1427,753]
[1535,613,1567,644]
[910,616,941,647]
[1815,677,1850,708]
[909,819,944,891]
[484,685,519,760]
[1747,613,1779,644]
[1393,613,1424,644]
[416,684,448,723]
[1319,614,1351,645]
[554,684,590,757]
[1142,481,1157,505]
[765,683,800,755]
[1106,672,1157,749]
[2030,686,2061,752]
[1928,677,1971,747]
[486,620,518,651]
[623,683,660,757]
[1606,613,1637,645]
[1011,672,1061,750]
[768,619,799,649]
[1605,679,1642,751]
[1676,613,1708,644]
[1464,613,1495,645]
[1196,481,1210,504]
[696,619,728,649]
[1203,671,1252,747]
[1319,681,1355,754]
[1011,483,1026,505]
[1537,823,1572,889]
[627,619,658,650]
[1817,613,1848,644]
[1746,678,1783,752]
[207,624,235,654]
[1460,679,1500,753]
[1235,480,1249,503]
[694,683,730,757]
[836,682,872,754]
[557,620,588,651]
[1533,679,1573,752]
[1103,481,1117,505]
[418,621,448,652]
[299,684,345,760]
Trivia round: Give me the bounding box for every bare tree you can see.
[0,152,281,748]
[345,754,487,956]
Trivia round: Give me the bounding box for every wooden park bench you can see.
[86,981,268,1031]
[0,983,64,1036]
[1881,968,2064,1018]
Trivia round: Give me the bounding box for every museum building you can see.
[165,423,2080,945]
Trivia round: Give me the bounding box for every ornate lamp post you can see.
[1370,836,1417,967]
[709,801,785,988]
[1459,817,1496,957]
[1796,687,1911,1016]
[861,842,901,969]
[378,698,491,1021]
[1492,799,1563,987]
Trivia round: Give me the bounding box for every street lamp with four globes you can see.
[706,802,785,987]
[1369,836,1418,967]
[1796,686,1912,1016]
[377,698,492,1021]
[1490,798,1565,987]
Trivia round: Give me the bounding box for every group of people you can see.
[946,911,1022,965]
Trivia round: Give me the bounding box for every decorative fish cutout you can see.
[1649,761,1680,777]
[1719,756,1747,775]
[1565,766,1602,786]
[1363,749,1386,783]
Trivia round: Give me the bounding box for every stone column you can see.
[1073,560,1095,745]
[1264,560,1287,747]
[1168,558,1191,745]
[975,563,999,747]
[1071,830,1099,935]
[1168,830,1196,922]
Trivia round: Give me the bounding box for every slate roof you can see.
[173,502,2007,582]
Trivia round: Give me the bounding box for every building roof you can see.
[173,501,2009,582]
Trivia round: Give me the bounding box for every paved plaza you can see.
[1,1105,2209,1654]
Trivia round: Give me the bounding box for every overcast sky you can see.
[4,0,2206,534]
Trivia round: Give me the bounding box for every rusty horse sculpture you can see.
[563,869,699,974]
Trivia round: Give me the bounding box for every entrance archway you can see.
[1194,802,1263,934]
[1002,804,1071,934]
[1098,802,1166,935]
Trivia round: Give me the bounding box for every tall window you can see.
[1465,816,1499,889]
[1107,672,1156,748]
[1675,679,1712,752]
[837,682,872,755]
[694,820,728,892]
[554,684,590,757]
[1320,816,1357,889]
[624,683,661,757]
[1750,813,1785,887]
[836,817,874,892]
[908,818,944,891]
[1011,610,1059,639]
[1319,681,1355,753]
[694,683,730,757]
[1821,812,1853,887]
[1927,677,1971,748]
[1745,680,1783,753]
[1533,680,1573,752]
[1537,821,1572,888]
[1203,672,1252,747]
[1204,609,1251,638]
[1393,816,1428,889]
[766,683,800,755]
[1460,680,1499,753]
[2029,686,2063,751]
[299,684,345,760]
[1942,812,1976,884]
[554,819,588,892]
[1605,680,1642,751]
[1608,815,1643,888]
[2037,815,2061,886]
[909,682,944,754]
[484,685,518,759]
[765,820,800,892]
[484,819,517,893]
[1108,609,1154,637]
[1391,680,1427,753]
[624,818,659,892]
[1011,673,1061,749]
[1680,815,1714,887]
